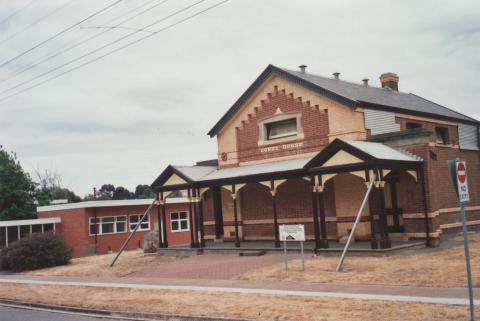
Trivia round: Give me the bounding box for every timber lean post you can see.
[317,177,328,249]
[271,180,280,248]
[232,184,240,248]
[197,189,205,247]
[192,189,200,248]
[378,169,391,249]
[188,189,195,248]
[310,176,321,250]
[419,167,431,247]
[367,170,378,249]
[157,193,163,248]
[160,192,168,248]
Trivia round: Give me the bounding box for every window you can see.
[129,214,150,231]
[406,122,421,130]
[435,127,449,144]
[266,118,297,140]
[89,216,127,235]
[170,211,189,232]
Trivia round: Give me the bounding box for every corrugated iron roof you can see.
[208,64,478,137]
[281,67,477,123]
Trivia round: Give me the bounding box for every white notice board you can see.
[279,224,305,241]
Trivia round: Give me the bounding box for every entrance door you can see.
[384,180,404,233]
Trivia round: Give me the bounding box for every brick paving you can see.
[127,254,285,279]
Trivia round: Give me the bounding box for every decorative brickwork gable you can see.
[236,86,329,164]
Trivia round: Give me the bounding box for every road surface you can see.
[0,306,124,321]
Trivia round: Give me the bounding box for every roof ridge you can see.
[280,66,412,95]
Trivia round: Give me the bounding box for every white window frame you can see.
[257,111,303,146]
[266,118,298,140]
[89,215,127,236]
[129,214,150,232]
[170,211,189,232]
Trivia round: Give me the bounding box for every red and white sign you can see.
[456,160,470,202]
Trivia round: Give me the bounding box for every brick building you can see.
[151,64,480,250]
[37,198,191,257]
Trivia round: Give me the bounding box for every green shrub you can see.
[0,233,72,271]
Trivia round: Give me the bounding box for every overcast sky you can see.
[0,0,479,197]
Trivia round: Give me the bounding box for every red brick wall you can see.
[38,208,90,257]
[236,90,329,163]
[163,203,194,247]
[85,205,152,255]
[38,202,192,257]
[400,140,480,236]
[276,178,312,219]
[396,117,458,145]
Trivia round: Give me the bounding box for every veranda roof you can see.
[152,139,423,190]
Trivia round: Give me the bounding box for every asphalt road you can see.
[0,306,123,321]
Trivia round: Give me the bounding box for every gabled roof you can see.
[151,157,311,189]
[150,165,216,188]
[208,64,478,137]
[304,139,422,169]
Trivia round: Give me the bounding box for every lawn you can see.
[23,249,178,277]
[241,233,480,287]
[0,283,476,321]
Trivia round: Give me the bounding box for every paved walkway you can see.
[128,254,284,279]
[1,274,479,306]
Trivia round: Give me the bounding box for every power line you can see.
[0,0,230,103]
[0,0,125,69]
[0,0,35,27]
[0,0,207,95]
[0,0,167,86]
[0,0,75,46]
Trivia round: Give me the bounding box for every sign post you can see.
[279,224,305,271]
[448,159,474,321]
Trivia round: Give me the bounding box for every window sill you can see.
[129,228,150,232]
[429,143,458,148]
[89,231,128,236]
[171,229,190,233]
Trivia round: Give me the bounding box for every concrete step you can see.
[238,250,266,257]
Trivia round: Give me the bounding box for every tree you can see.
[112,186,134,200]
[0,146,37,220]
[34,169,81,206]
[97,184,115,200]
[134,184,155,199]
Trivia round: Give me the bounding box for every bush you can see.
[0,233,73,271]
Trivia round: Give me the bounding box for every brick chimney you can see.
[379,72,399,91]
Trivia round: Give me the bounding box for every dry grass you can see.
[22,250,177,277]
[242,234,480,287]
[0,283,476,321]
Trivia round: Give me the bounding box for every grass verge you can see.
[0,284,477,321]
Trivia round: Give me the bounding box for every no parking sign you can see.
[456,161,470,203]
[448,159,470,203]
[447,159,474,320]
